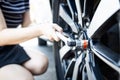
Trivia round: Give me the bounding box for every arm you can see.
[0,9,41,46]
[22,10,32,27]
[0,9,62,46]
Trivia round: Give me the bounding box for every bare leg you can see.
[23,47,49,75]
[0,64,34,80]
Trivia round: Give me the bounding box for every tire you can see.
[52,0,120,80]
[52,0,65,80]
[49,0,52,9]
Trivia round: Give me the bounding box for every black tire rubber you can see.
[52,0,65,80]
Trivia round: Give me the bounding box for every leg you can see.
[23,47,49,75]
[0,64,34,80]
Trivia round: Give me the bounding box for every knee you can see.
[32,57,49,75]
[19,75,34,80]
[0,64,34,80]
[24,76,34,80]
[30,56,49,75]
[0,73,34,80]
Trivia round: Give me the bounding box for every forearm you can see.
[0,26,42,46]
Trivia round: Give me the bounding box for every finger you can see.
[48,35,54,42]
[52,30,60,41]
[49,37,54,42]
[52,24,63,32]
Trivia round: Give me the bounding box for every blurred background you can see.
[30,0,52,24]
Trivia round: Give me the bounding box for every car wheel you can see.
[52,0,120,80]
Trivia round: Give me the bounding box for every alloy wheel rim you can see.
[56,0,120,80]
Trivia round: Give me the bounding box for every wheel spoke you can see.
[82,0,86,17]
[85,50,96,80]
[85,62,103,80]
[91,46,120,73]
[72,52,86,80]
[85,51,103,80]
[66,0,75,19]
[87,0,120,38]
[59,45,72,60]
[75,0,83,26]
[64,58,76,78]
[59,5,79,33]
[82,0,93,18]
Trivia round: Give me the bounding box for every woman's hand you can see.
[39,23,63,42]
